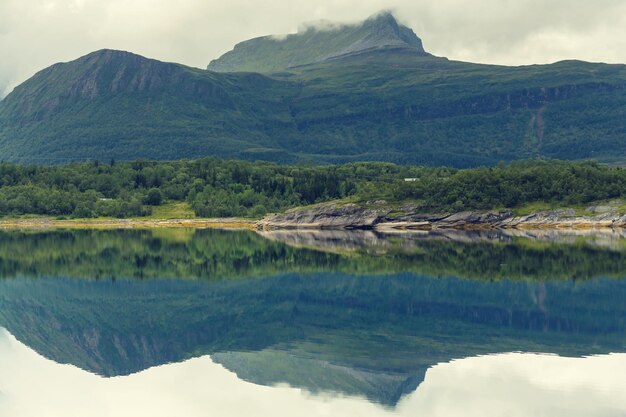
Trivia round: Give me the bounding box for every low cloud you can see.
[1,0,625,98]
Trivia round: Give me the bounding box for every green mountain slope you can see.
[0,13,625,166]
[273,51,626,165]
[0,50,299,163]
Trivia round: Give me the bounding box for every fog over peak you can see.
[1,0,626,99]
[295,10,401,34]
[296,19,344,34]
[208,11,426,73]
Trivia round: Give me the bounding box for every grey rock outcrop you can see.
[498,210,619,228]
[260,204,626,231]
[434,211,514,228]
[259,204,389,229]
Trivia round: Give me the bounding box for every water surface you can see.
[1,228,625,416]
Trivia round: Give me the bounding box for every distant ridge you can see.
[208,12,429,73]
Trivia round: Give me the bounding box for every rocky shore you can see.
[258,203,626,231]
[3,203,626,232]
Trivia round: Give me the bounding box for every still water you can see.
[1,228,626,416]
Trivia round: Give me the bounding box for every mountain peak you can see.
[84,48,140,59]
[207,12,428,73]
[357,11,425,52]
[0,49,194,122]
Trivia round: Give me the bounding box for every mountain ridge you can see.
[1,12,625,166]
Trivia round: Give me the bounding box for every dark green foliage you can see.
[1,158,626,218]
[0,158,397,218]
[144,188,163,206]
[388,160,626,212]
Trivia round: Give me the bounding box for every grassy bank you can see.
[0,203,255,230]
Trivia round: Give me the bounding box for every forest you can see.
[0,158,625,218]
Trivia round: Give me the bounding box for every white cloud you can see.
[1,0,626,98]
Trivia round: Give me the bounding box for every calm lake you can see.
[1,228,626,416]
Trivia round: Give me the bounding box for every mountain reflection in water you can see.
[0,228,626,415]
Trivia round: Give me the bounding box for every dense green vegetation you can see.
[1,158,626,218]
[0,158,377,218]
[388,159,626,212]
[1,14,625,166]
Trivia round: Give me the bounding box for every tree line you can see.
[0,158,624,218]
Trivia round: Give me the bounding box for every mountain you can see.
[208,12,428,73]
[0,12,625,166]
[0,49,300,163]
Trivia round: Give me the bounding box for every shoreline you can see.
[1,214,626,231]
[3,203,626,232]
[257,204,626,231]
[0,218,258,230]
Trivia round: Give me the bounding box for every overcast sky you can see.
[2,0,626,97]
